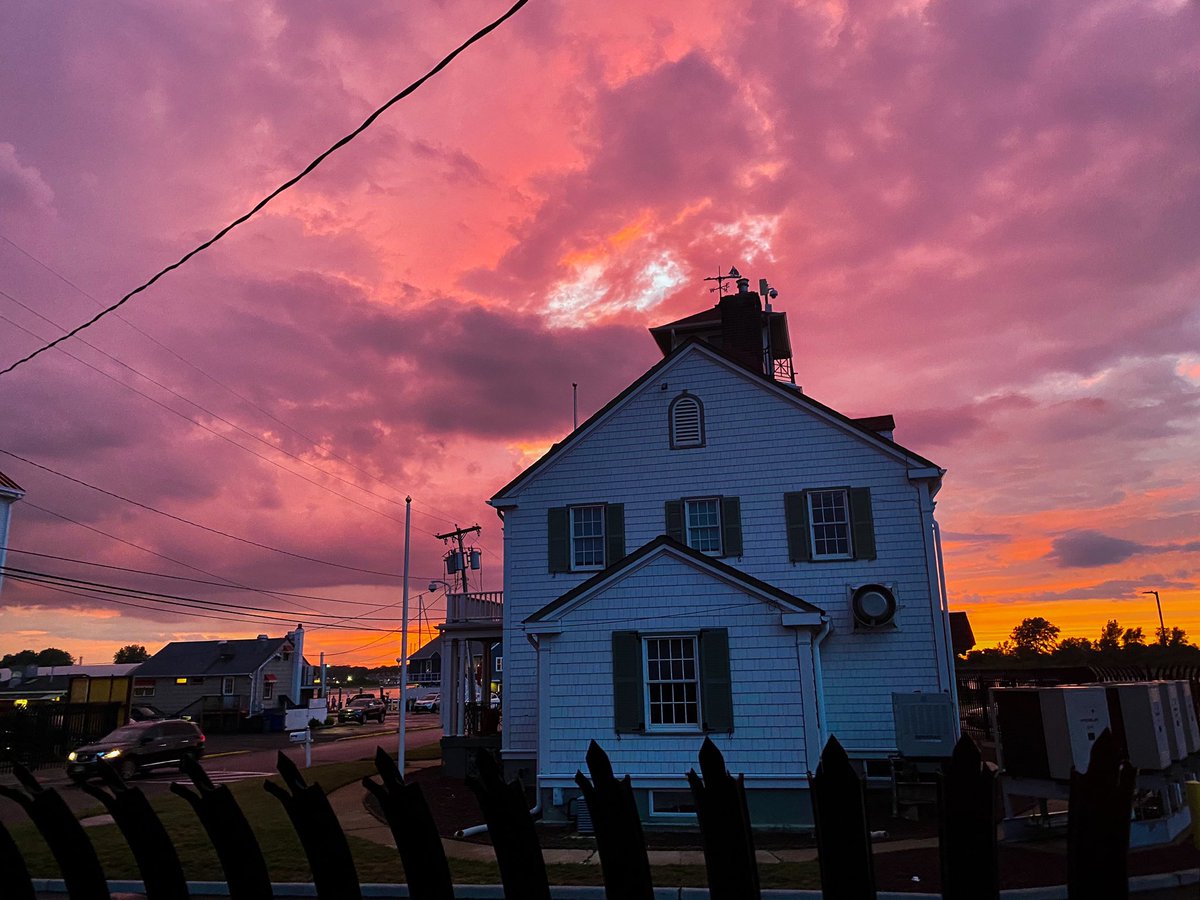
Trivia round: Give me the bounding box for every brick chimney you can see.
[718,276,764,374]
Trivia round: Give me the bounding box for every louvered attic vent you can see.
[669,393,705,448]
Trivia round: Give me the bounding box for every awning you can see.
[264,674,277,682]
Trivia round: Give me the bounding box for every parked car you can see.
[127,703,167,723]
[67,719,205,782]
[338,696,386,725]
[413,692,440,713]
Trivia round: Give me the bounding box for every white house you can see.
[486,275,958,826]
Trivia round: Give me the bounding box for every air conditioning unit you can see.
[1176,681,1200,755]
[892,692,957,758]
[1154,682,1189,762]
[851,583,897,629]
[1103,683,1171,771]
[992,686,1109,780]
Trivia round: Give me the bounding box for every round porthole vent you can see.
[852,584,897,628]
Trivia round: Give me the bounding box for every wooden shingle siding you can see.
[538,556,810,781]
[502,347,946,762]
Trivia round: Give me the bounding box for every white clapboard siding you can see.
[496,343,946,766]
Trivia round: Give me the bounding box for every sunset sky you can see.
[1,0,1197,667]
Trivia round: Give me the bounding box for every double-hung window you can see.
[808,489,852,559]
[570,505,606,570]
[685,498,722,554]
[665,496,743,557]
[644,636,700,730]
[613,629,733,734]
[548,504,626,573]
[784,487,876,562]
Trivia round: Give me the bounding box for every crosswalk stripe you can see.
[141,771,274,784]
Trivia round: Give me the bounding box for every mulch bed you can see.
[376,765,1200,892]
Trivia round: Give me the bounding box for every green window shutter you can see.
[605,503,625,566]
[548,507,570,573]
[664,500,684,543]
[699,628,733,733]
[784,492,811,562]
[612,631,644,733]
[849,488,876,560]
[720,496,742,557]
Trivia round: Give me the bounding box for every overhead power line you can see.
[0,0,530,377]
[0,305,414,527]
[0,565,443,633]
[7,576,400,633]
[5,547,393,607]
[0,236,487,540]
[0,288,412,513]
[18,499,330,614]
[1,448,408,579]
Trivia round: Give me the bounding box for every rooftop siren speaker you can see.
[852,584,897,628]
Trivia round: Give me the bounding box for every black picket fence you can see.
[0,703,124,773]
[0,731,1142,900]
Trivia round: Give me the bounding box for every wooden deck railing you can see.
[446,590,503,624]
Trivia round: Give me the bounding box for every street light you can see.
[1143,590,1165,645]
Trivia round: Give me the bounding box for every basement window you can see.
[649,790,697,817]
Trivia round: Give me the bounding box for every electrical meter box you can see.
[891,692,957,758]
[992,686,1110,780]
[1103,682,1171,771]
[1154,682,1189,761]
[1176,681,1200,755]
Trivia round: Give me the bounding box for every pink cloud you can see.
[2,0,1198,658]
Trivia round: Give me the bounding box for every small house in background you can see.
[406,635,443,686]
[133,628,317,732]
[488,271,960,827]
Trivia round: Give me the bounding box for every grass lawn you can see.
[4,742,821,889]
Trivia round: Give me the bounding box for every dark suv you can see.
[67,719,205,782]
[338,696,386,725]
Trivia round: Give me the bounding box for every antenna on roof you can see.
[702,266,741,298]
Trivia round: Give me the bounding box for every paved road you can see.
[0,716,443,827]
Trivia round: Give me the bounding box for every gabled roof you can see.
[524,535,824,626]
[0,470,24,498]
[408,635,443,662]
[490,339,941,503]
[135,637,293,677]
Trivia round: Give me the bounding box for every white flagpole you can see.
[398,496,412,771]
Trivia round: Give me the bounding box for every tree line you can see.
[1,644,151,668]
[963,617,1199,665]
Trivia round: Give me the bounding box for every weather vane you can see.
[703,266,741,297]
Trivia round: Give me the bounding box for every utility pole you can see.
[398,497,412,770]
[435,523,481,594]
